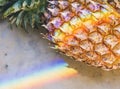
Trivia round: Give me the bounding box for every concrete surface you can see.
[0,21,120,89]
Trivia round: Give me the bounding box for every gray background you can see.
[0,21,120,89]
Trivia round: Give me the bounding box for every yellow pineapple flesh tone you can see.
[44,0,120,70]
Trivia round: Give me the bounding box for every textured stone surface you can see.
[1,21,120,89]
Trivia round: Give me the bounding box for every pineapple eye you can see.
[88,31,102,44]
[74,29,88,40]
[64,36,79,46]
[47,8,60,16]
[80,40,93,51]
[95,43,109,55]
[70,16,82,29]
[86,51,98,60]
[51,17,62,28]
[58,1,69,10]
[113,43,120,56]
[102,53,116,64]
[97,23,111,35]
[70,46,83,54]
[88,3,101,12]
[46,23,55,32]
[61,10,74,22]
[60,23,74,34]
[53,29,65,42]
[104,35,119,48]
[71,2,83,13]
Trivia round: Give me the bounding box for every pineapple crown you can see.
[0,0,48,30]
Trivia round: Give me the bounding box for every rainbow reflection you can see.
[0,58,77,89]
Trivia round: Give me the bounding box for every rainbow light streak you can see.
[0,58,77,89]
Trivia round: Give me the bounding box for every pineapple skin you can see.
[44,0,120,70]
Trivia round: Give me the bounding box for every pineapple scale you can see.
[44,0,120,70]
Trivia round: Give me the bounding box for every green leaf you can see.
[23,14,28,30]
[16,11,24,26]
[4,1,22,17]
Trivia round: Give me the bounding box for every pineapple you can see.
[43,0,120,70]
[1,0,120,70]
